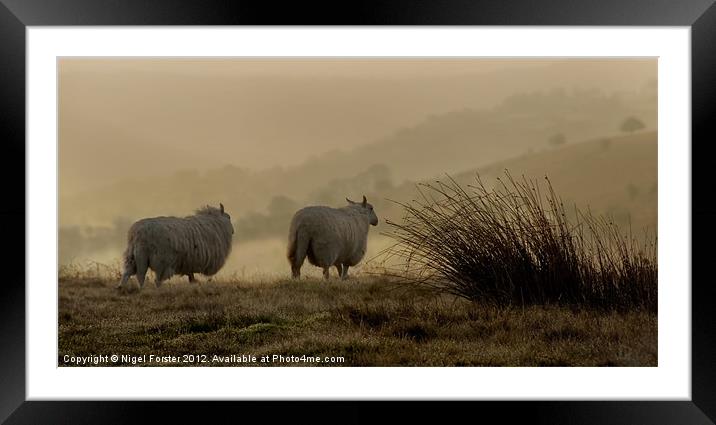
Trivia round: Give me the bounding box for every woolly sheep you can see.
[117,204,234,289]
[287,195,378,279]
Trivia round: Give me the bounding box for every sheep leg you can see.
[117,270,132,289]
[187,273,196,283]
[340,265,349,280]
[334,264,343,278]
[135,257,149,289]
[322,267,330,280]
[291,265,301,279]
[154,269,165,288]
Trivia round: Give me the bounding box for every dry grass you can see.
[380,172,657,311]
[58,273,657,367]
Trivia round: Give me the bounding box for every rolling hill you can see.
[60,87,656,229]
[381,130,657,233]
[59,130,657,266]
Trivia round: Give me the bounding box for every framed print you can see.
[2,0,715,423]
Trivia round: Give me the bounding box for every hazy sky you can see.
[60,57,551,78]
[59,58,656,197]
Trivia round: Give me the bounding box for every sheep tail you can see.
[287,227,309,275]
[122,240,137,275]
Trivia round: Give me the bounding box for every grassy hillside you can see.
[376,130,657,234]
[455,130,657,231]
[59,274,657,367]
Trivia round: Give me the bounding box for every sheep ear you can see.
[346,197,354,204]
[220,203,225,213]
[362,195,367,207]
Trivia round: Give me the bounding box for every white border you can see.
[27,27,690,400]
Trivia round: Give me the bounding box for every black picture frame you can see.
[2,1,714,423]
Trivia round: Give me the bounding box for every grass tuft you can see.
[380,171,657,311]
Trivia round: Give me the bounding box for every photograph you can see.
[1,0,711,420]
[57,57,658,367]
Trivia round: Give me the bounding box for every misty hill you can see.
[59,59,655,196]
[59,130,656,265]
[258,86,656,199]
[280,130,657,241]
[383,130,657,234]
[60,86,656,229]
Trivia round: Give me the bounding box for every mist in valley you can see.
[59,58,657,279]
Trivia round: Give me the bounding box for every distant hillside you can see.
[59,59,656,196]
[59,131,656,264]
[217,131,657,243]
[292,87,656,189]
[60,87,656,228]
[382,130,657,233]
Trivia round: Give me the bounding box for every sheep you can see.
[117,203,234,289]
[287,195,378,280]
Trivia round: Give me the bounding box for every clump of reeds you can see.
[380,172,657,312]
